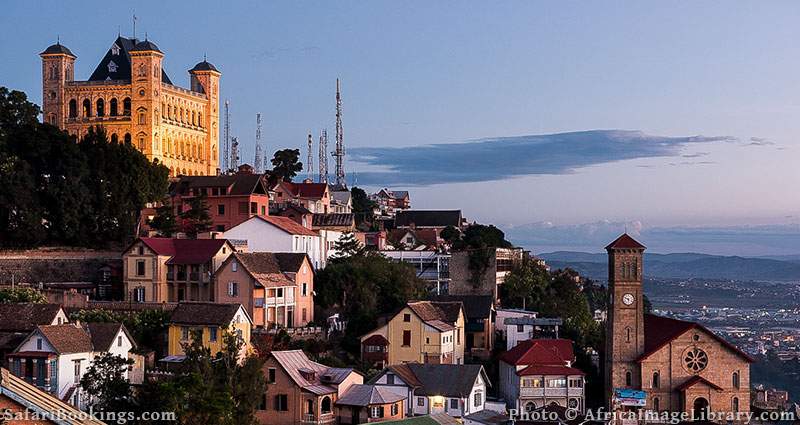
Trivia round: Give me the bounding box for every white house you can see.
[7,322,136,410]
[370,363,490,418]
[498,338,585,414]
[223,215,324,269]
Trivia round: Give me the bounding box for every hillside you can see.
[539,251,800,281]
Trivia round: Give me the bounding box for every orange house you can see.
[162,171,271,233]
[213,252,314,328]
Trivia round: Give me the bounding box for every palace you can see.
[605,234,753,419]
[40,36,220,176]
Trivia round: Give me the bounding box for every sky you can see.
[2,1,799,255]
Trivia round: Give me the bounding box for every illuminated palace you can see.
[40,36,220,176]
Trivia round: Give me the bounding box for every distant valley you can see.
[538,251,800,281]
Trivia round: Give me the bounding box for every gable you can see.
[15,330,56,353]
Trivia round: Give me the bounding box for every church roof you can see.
[190,60,219,73]
[638,314,754,363]
[605,233,646,250]
[131,39,162,53]
[675,375,724,392]
[41,43,75,57]
[88,36,173,84]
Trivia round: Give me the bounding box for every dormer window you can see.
[111,43,120,55]
[299,368,316,381]
[108,60,118,73]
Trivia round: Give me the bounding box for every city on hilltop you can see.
[1,3,799,425]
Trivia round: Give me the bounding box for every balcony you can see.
[520,387,583,397]
[302,413,336,424]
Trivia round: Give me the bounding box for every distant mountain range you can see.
[538,252,800,281]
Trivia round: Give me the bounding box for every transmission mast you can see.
[223,100,231,172]
[332,78,346,188]
[318,129,328,183]
[230,137,240,169]
[306,133,314,181]
[254,113,263,173]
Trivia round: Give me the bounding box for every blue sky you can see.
[2,1,799,254]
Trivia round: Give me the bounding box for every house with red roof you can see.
[224,215,325,268]
[272,180,331,214]
[498,338,586,414]
[122,237,235,302]
[604,233,753,417]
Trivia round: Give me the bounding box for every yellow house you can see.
[360,301,465,367]
[166,302,252,359]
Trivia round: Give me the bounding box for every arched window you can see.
[138,108,147,125]
[652,372,660,389]
[732,372,740,389]
[138,63,147,77]
[123,97,131,115]
[124,133,131,145]
[110,98,118,116]
[82,99,91,117]
[625,327,632,343]
[47,113,56,125]
[138,136,145,150]
[68,99,77,118]
[96,99,105,117]
[732,397,739,412]
[625,371,632,387]
[320,396,331,414]
[111,133,119,144]
[525,401,536,412]
[653,397,660,412]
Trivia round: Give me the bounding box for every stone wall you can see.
[0,248,121,285]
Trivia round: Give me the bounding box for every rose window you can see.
[683,348,708,373]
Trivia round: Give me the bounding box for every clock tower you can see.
[605,233,646,405]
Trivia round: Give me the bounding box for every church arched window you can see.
[110,98,118,116]
[82,99,91,117]
[652,372,660,389]
[138,108,147,125]
[96,99,105,117]
[124,133,131,145]
[68,99,77,118]
[111,133,118,144]
[732,397,739,412]
[653,397,660,412]
[633,258,638,279]
[138,63,147,77]
[625,371,632,387]
[123,98,131,115]
[732,372,740,389]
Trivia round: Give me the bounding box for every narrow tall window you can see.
[732,371,740,389]
[652,372,660,388]
[625,371,632,386]
[68,99,77,118]
[96,99,105,117]
[82,99,91,117]
[110,98,118,116]
[123,98,131,115]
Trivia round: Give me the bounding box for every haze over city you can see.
[2,1,799,254]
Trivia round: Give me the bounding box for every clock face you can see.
[622,293,635,306]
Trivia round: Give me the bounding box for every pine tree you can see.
[180,192,213,238]
[148,204,179,237]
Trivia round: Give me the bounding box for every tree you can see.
[80,352,134,413]
[350,187,376,229]
[0,287,47,303]
[148,204,179,237]
[70,308,170,351]
[270,148,303,182]
[0,87,169,248]
[500,256,550,310]
[440,225,461,245]
[180,192,213,238]
[330,233,365,259]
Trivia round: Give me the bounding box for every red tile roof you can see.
[605,233,646,250]
[638,314,754,363]
[675,375,723,392]
[138,238,230,265]
[282,182,328,199]
[499,339,575,366]
[362,334,390,346]
[517,365,586,376]
[254,216,318,236]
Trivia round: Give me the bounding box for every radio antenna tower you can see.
[254,113,263,173]
[223,100,231,172]
[306,133,314,181]
[230,137,240,169]
[332,79,346,187]
[318,129,328,183]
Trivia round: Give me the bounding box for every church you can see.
[605,234,753,418]
[40,35,220,177]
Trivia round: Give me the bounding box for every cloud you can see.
[745,137,775,146]
[349,130,735,186]
[505,221,800,256]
